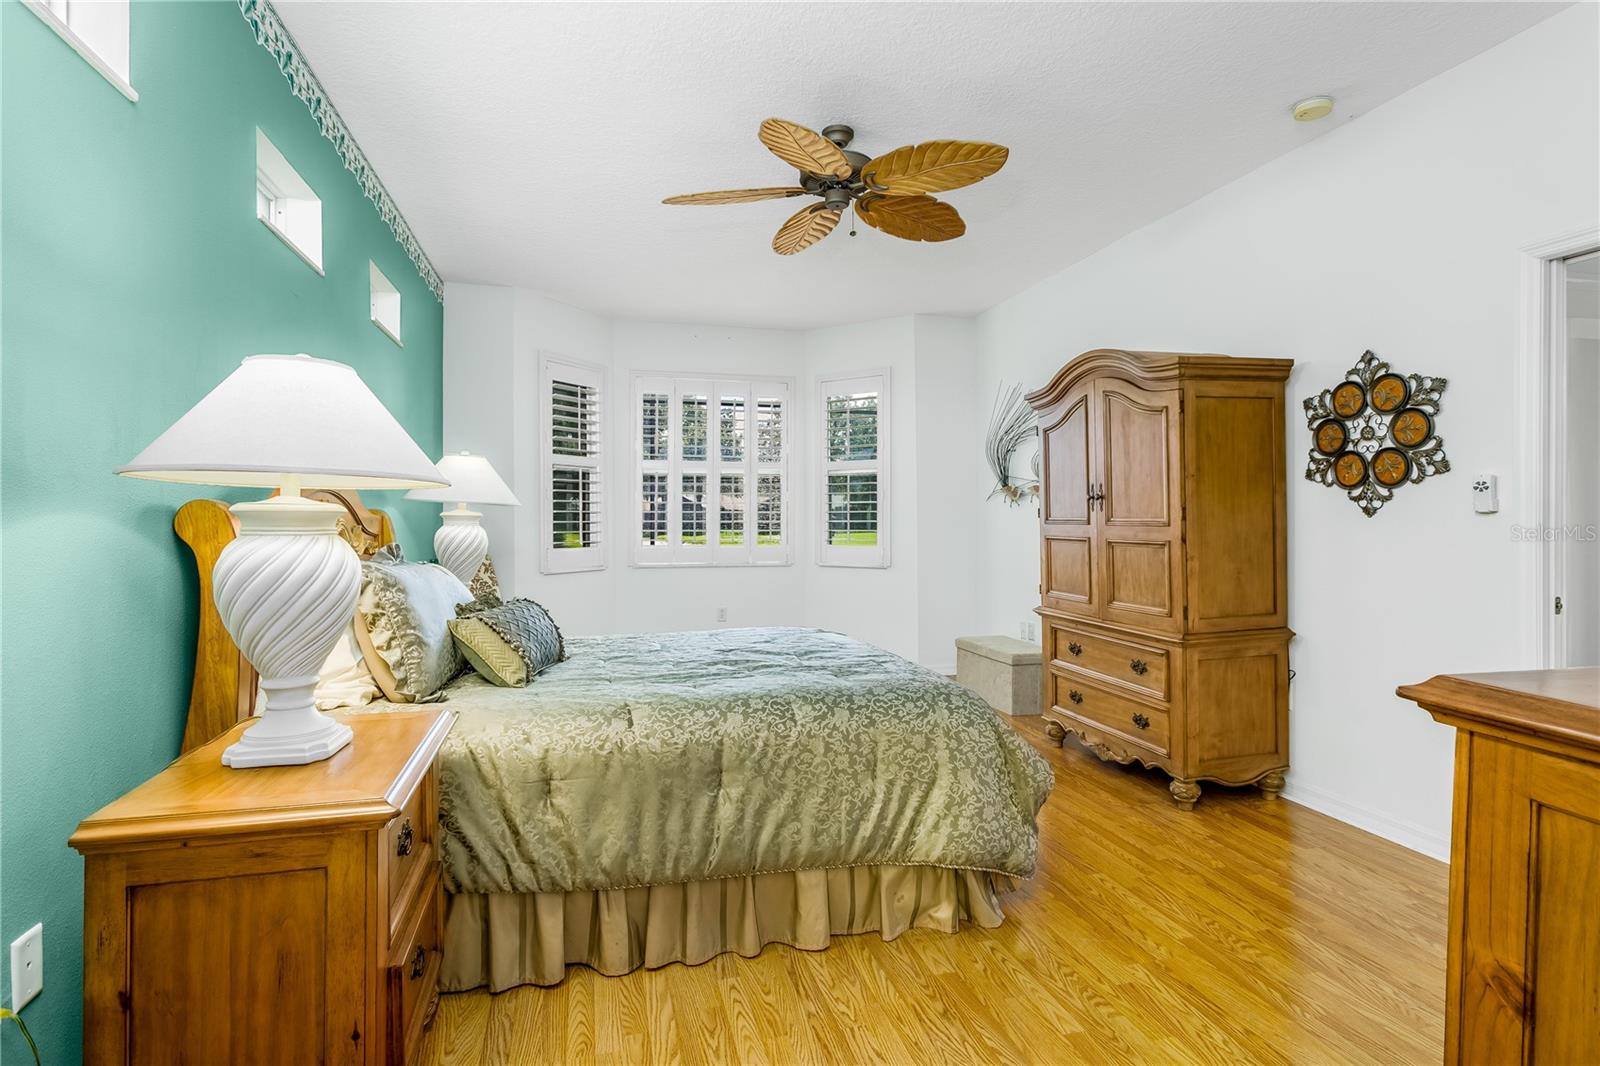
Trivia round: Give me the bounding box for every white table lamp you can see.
[118,354,446,768]
[404,452,519,583]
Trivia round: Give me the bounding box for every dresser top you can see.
[1397,668,1600,754]
[70,708,453,853]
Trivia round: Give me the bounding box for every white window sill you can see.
[22,1,137,102]
[372,318,403,348]
[259,216,325,276]
[629,559,795,569]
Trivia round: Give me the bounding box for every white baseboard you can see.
[927,661,956,678]
[1281,781,1450,863]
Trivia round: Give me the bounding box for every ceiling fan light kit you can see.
[664,117,1009,255]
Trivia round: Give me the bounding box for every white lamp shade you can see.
[405,452,519,506]
[116,354,446,489]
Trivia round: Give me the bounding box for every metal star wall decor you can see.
[1303,350,1449,517]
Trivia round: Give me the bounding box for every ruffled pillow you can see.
[354,559,473,702]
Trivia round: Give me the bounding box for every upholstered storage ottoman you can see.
[955,636,1042,716]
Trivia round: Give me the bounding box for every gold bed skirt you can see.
[441,865,1017,992]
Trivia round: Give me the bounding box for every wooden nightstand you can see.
[70,707,453,1066]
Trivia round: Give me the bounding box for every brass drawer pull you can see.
[1068,690,1084,705]
[395,819,414,858]
[1067,642,1083,657]
[1129,659,1148,676]
[1132,713,1150,730]
[410,945,427,979]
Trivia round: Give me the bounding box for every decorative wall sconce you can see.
[1303,350,1449,517]
[986,382,1039,505]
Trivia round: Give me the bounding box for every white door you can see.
[1560,251,1600,666]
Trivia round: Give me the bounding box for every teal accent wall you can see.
[1,2,445,1060]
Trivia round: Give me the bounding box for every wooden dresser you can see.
[70,708,454,1066]
[1398,668,1600,1066]
[1027,350,1293,807]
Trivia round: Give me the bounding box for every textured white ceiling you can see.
[276,1,1562,328]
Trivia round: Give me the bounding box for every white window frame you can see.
[818,368,891,569]
[368,261,402,347]
[255,129,324,275]
[539,352,606,575]
[23,0,137,102]
[632,372,793,568]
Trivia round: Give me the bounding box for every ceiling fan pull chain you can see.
[850,203,858,237]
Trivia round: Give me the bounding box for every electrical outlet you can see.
[1021,620,1038,642]
[10,923,42,1012]
[716,606,728,623]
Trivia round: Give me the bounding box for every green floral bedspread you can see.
[391,627,1054,895]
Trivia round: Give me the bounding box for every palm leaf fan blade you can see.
[772,204,841,255]
[856,195,965,242]
[663,188,809,205]
[861,140,1009,195]
[758,118,851,179]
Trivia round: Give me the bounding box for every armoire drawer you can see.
[1050,672,1171,756]
[1049,624,1170,701]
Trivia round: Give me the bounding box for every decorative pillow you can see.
[354,559,473,703]
[370,542,405,564]
[449,598,565,687]
[468,555,500,604]
[255,622,379,711]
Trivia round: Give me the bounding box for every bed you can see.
[176,492,1054,992]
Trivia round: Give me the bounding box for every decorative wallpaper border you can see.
[238,0,444,300]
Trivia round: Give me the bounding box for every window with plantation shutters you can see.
[819,370,890,568]
[539,353,605,574]
[634,373,791,566]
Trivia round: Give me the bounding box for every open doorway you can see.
[1559,251,1599,666]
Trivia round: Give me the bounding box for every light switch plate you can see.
[10,923,42,1012]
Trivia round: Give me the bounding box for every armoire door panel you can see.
[1186,386,1287,631]
[1043,394,1092,525]
[1040,386,1099,616]
[1104,541,1173,617]
[1099,383,1175,526]
[1096,380,1183,634]
[1187,643,1287,772]
[1045,536,1094,607]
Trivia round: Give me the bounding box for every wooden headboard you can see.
[174,489,397,753]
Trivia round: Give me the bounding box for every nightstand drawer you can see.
[387,872,442,1066]
[1050,672,1171,756]
[1049,623,1170,701]
[386,766,435,929]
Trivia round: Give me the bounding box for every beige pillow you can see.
[354,559,473,702]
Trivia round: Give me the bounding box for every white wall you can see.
[913,316,980,673]
[971,4,1600,858]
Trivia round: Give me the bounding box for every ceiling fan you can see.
[663,118,1009,255]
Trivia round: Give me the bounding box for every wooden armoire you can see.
[1026,350,1293,808]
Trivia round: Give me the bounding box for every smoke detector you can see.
[1292,96,1335,122]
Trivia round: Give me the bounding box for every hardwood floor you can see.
[418,715,1447,1065]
